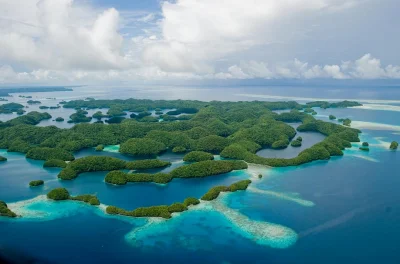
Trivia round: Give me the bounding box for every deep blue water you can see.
[1,86,400,264]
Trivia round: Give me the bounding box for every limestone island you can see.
[29,180,44,187]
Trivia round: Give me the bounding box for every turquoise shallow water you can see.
[1,86,400,263]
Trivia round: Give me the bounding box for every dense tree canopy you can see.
[390,141,398,150]
[26,147,74,161]
[0,99,361,170]
[47,188,70,200]
[29,180,44,187]
[43,159,67,168]
[120,138,166,156]
[183,151,214,162]
[0,103,24,114]
[0,201,17,217]
[58,156,171,180]
[125,159,171,170]
[291,139,302,147]
[70,194,100,206]
[68,109,92,123]
[221,116,360,167]
[201,180,252,201]
[105,160,247,185]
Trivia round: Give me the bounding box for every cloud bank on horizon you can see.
[0,0,399,84]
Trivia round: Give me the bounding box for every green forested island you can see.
[390,141,398,150]
[0,99,361,170]
[105,160,247,185]
[183,151,214,162]
[104,179,250,219]
[0,98,364,220]
[0,201,17,217]
[47,188,100,205]
[29,180,44,187]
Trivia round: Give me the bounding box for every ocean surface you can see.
[0,85,399,264]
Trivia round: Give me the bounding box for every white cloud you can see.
[0,0,399,84]
[215,54,400,80]
[143,0,363,73]
[0,0,128,70]
[350,53,386,79]
[323,65,348,79]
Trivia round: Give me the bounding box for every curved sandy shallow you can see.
[245,164,273,180]
[248,187,315,207]
[351,121,400,132]
[235,94,400,104]
[353,104,400,112]
[210,194,297,248]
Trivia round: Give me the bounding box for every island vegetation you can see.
[47,188,70,200]
[43,159,67,168]
[291,137,302,147]
[0,111,51,129]
[106,195,201,219]
[68,109,92,123]
[0,155,6,162]
[27,100,41,105]
[221,112,360,167]
[105,117,126,124]
[125,159,171,170]
[329,115,336,120]
[0,103,24,114]
[305,100,361,109]
[342,118,352,126]
[120,138,167,156]
[183,151,214,162]
[26,147,75,161]
[390,141,398,150]
[55,117,64,122]
[0,99,361,172]
[29,180,44,187]
[95,145,104,151]
[201,180,252,201]
[105,160,247,185]
[92,111,109,120]
[47,188,100,205]
[70,194,100,205]
[57,156,171,180]
[172,146,187,153]
[103,178,249,219]
[0,201,17,218]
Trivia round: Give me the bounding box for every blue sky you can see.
[0,0,399,85]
